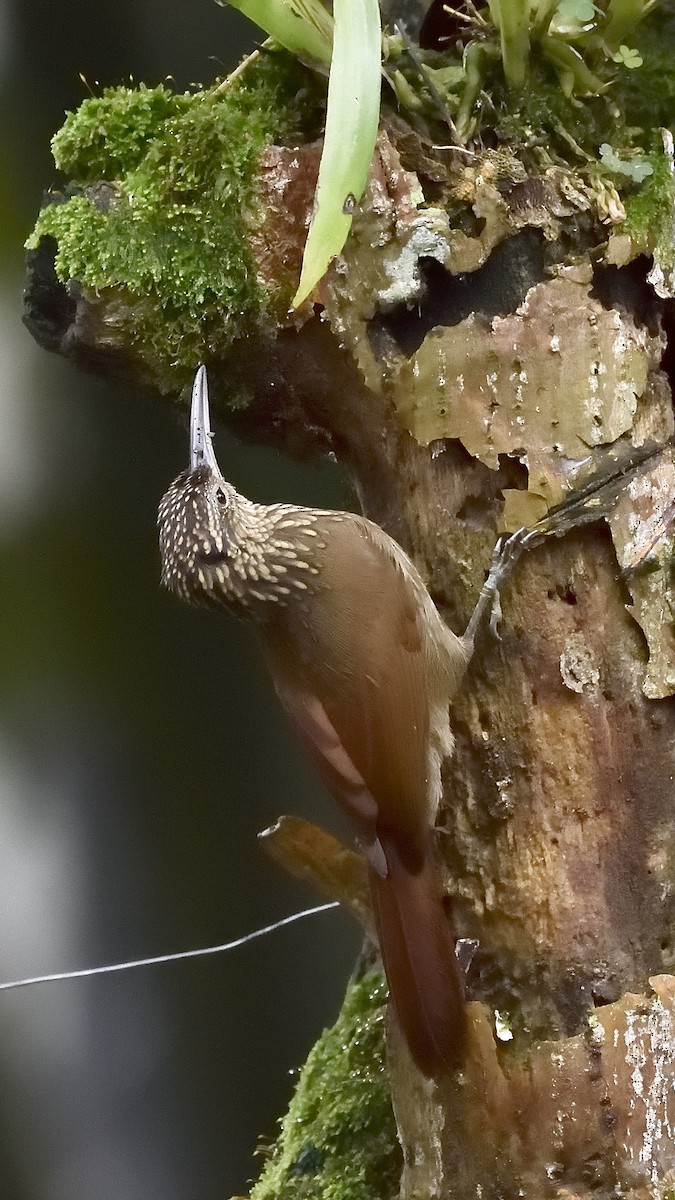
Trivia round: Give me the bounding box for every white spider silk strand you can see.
[0,902,340,991]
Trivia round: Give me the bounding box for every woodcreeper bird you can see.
[158,366,638,1074]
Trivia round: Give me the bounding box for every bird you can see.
[158,365,648,1074]
[158,365,484,1075]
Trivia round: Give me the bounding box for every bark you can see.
[22,35,675,1200]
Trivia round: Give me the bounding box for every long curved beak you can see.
[190,365,220,472]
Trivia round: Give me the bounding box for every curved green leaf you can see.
[541,34,608,92]
[291,0,382,308]
[224,0,334,70]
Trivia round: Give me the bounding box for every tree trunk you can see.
[22,11,675,1197]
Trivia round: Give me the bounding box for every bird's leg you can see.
[461,441,667,653]
[461,528,529,651]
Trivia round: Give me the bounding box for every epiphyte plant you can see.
[222,0,660,295]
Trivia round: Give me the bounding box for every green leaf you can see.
[599,141,654,180]
[541,35,608,94]
[612,42,643,67]
[601,0,654,49]
[292,0,382,307]
[423,63,466,93]
[224,0,334,69]
[556,0,596,23]
[388,68,424,111]
[488,0,531,88]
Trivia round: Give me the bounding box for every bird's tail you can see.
[368,837,466,1076]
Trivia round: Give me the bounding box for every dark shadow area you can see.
[591,254,664,332]
[368,228,546,358]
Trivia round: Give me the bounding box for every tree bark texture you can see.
[24,88,675,1200]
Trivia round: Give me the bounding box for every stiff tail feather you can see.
[369,837,466,1076]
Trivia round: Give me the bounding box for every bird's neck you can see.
[214,496,328,618]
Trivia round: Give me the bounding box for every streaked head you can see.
[158,366,236,604]
[159,366,328,618]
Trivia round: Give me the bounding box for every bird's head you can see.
[158,366,239,607]
[159,365,329,620]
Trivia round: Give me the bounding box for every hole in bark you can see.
[601,1108,619,1133]
[448,209,487,239]
[591,256,663,332]
[497,453,529,491]
[547,584,578,605]
[591,981,621,1006]
[368,229,546,358]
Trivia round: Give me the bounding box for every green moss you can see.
[623,141,675,281]
[624,143,675,241]
[51,84,194,182]
[250,971,401,1200]
[26,52,323,383]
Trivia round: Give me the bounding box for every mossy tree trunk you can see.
[23,4,675,1196]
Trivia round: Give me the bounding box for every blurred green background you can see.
[0,3,361,1197]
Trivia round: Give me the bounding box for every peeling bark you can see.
[392,977,675,1199]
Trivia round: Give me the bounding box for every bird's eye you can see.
[216,488,228,506]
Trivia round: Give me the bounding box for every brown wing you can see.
[264,516,433,863]
[269,656,467,1076]
[262,516,467,1075]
